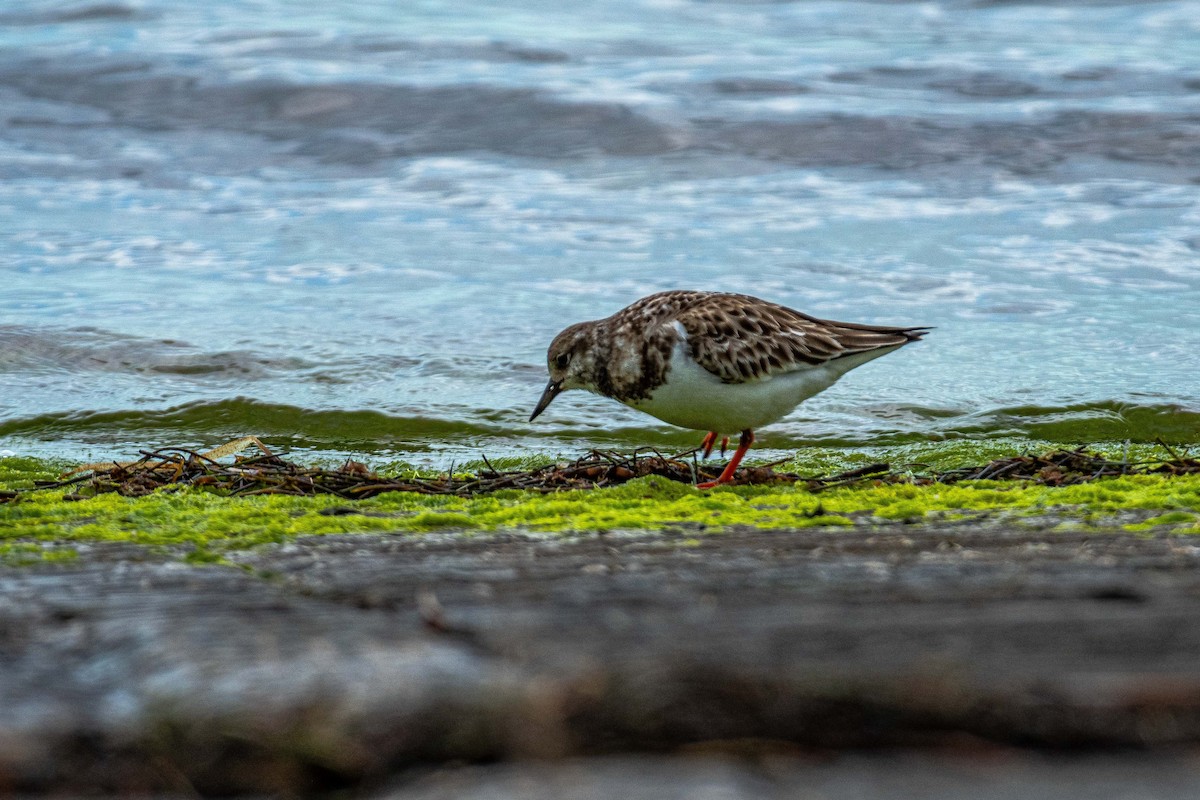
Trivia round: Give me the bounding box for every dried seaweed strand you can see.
[2,441,1197,504]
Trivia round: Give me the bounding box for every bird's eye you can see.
[555,353,570,369]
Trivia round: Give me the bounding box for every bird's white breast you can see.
[625,335,856,433]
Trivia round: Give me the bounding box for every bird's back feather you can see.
[615,290,928,385]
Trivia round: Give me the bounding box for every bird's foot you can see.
[698,432,731,460]
[695,429,754,489]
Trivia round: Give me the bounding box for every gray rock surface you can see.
[3,523,1200,794]
[380,753,1200,800]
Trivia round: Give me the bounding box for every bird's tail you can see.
[826,321,932,356]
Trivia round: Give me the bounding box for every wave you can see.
[1,399,1195,458]
[0,400,503,456]
[903,401,1200,446]
[2,54,1198,174]
[0,58,679,162]
[0,326,310,378]
[708,112,1200,175]
[0,4,150,26]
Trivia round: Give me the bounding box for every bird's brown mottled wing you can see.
[675,293,928,384]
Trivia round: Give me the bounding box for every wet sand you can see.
[4,521,1200,795]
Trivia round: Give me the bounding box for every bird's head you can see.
[529,322,598,422]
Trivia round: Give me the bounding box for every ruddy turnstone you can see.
[530,290,929,488]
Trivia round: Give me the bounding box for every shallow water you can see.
[2,0,1199,465]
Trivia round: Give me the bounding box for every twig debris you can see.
[2,442,1197,503]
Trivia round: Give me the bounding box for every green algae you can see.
[3,452,1200,565]
[775,437,1179,477]
[1124,510,1200,532]
[0,541,79,566]
[0,456,67,488]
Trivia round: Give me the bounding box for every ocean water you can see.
[1,0,1199,465]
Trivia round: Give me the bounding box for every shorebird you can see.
[530,290,928,488]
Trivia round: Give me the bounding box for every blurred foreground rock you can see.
[3,523,1200,795]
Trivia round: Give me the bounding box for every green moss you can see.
[2,456,1200,563]
[776,438,1187,477]
[407,511,479,529]
[183,546,227,565]
[1124,510,1199,532]
[0,542,79,566]
[0,456,69,488]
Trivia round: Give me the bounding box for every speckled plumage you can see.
[530,291,928,484]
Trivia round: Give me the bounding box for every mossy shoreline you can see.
[2,439,1199,565]
[2,445,1200,793]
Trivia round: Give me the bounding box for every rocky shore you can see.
[4,521,1200,795]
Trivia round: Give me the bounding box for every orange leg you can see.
[696,429,754,489]
[699,431,732,460]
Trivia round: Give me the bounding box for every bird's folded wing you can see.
[677,299,922,384]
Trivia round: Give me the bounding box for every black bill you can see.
[529,380,563,422]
